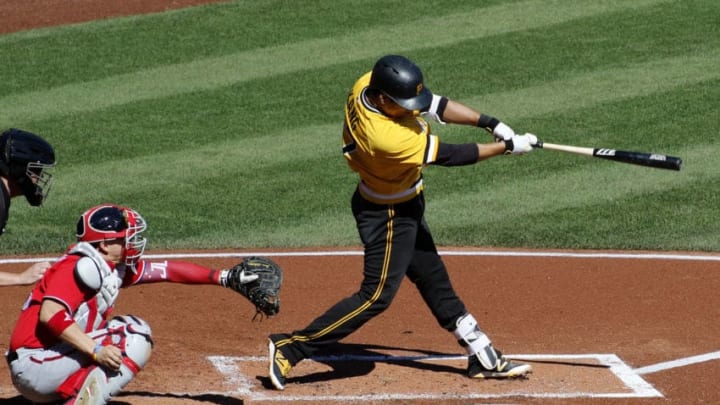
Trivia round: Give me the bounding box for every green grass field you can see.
[1,0,718,254]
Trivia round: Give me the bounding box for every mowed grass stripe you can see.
[54,47,718,192]
[429,142,710,223]
[0,0,670,124]
[54,114,708,212]
[3,0,716,252]
[55,124,340,195]
[460,51,720,120]
[247,140,713,247]
[48,124,354,247]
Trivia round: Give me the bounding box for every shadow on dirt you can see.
[256,342,466,388]
[513,357,611,368]
[115,392,244,404]
[0,393,244,405]
[0,397,30,404]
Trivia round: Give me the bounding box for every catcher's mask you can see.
[369,54,432,111]
[76,204,147,271]
[0,128,56,206]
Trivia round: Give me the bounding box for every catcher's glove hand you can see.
[221,256,283,319]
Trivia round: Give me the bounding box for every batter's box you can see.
[208,353,663,402]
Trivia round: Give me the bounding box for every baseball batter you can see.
[6,203,265,404]
[268,55,538,390]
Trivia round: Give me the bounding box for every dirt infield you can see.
[0,0,227,34]
[2,2,720,404]
[1,249,719,404]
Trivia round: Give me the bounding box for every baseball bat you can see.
[535,141,682,171]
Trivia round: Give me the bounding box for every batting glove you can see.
[477,114,515,141]
[493,122,515,141]
[505,133,539,154]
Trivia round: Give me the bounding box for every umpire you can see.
[268,55,537,390]
[0,128,55,286]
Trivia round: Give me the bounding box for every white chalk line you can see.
[633,350,720,375]
[208,353,663,400]
[173,248,717,393]
[3,249,716,400]
[1,249,719,264]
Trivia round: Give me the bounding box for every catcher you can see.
[6,203,282,404]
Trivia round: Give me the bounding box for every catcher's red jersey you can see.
[9,252,219,352]
[9,254,120,351]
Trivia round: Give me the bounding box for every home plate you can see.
[209,351,662,402]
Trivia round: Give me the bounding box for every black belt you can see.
[5,350,18,365]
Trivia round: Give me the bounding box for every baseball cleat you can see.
[268,337,292,390]
[467,352,532,379]
[72,367,106,405]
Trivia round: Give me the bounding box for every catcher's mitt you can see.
[224,256,283,319]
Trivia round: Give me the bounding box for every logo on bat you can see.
[595,149,616,156]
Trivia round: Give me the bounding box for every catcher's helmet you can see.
[76,204,147,268]
[0,128,56,206]
[369,55,432,111]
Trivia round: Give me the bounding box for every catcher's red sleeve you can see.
[134,260,221,285]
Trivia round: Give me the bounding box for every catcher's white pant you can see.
[8,315,153,404]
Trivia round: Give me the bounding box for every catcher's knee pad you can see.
[107,315,153,371]
[453,313,498,369]
[103,315,153,397]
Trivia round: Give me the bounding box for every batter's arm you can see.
[432,141,510,166]
[438,99,481,126]
[426,96,516,141]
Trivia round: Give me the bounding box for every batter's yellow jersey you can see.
[342,72,440,204]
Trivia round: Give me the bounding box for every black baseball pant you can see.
[279,188,467,364]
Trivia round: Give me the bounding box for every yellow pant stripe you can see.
[277,207,394,348]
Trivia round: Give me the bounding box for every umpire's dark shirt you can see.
[0,182,9,235]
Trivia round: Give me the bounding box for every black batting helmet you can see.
[0,128,56,206]
[369,55,432,111]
